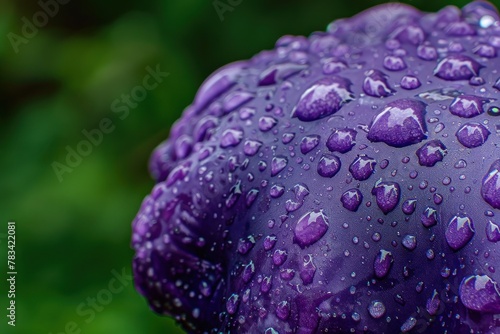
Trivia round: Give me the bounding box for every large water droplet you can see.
[294,210,329,247]
[445,21,475,36]
[374,249,393,278]
[270,184,285,198]
[391,24,425,45]
[481,160,500,209]
[317,154,341,178]
[293,76,354,121]
[271,156,288,176]
[300,135,320,154]
[455,122,490,148]
[367,99,427,147]
[416,140,447,167]
[363,69,394,97]
[341,189,363,212]
[445,215,475,250]
[459,275,500,313]
[372,180,401,214]
[326,128,357,153]
[434,55,481,81]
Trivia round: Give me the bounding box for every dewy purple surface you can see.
[132,2,500,333]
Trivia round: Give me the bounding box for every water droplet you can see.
[417,45,437,60]
[426,289,441,315]
[226,293,240,315]
[293,76,354,121]
[194,62,244,110]
[223,91,255,113]
[392,24,425,45]
[259,116,278,132]
[367,99,427,147]
[322,58,347,74]
[326,128,357,153]
[482,160,500,209]
[445,215,475,250]
[455,122,490,148]
[294,210,329,247]
[474,44,497,58]
[459,275,500,313]
[258,63,307,86]
[220,128,244,148]
[400,75,421,90]
[243,139,262,156]
[317,154,341,178]
[446,21,475,36]
[372,180,401,214]
[226,180,242,208]
[400,316,417,332]
[486,221,500,242]
[285,183,309,212]
[282,132,295,144]
[300,135,320,154]
[264,235,278,250]
[276,301,291,320]
[341,189,363,212]
[374,249,393,278]
[245,189,259,207]
[270,184,285,198]
[402,199,417,215]
[363,69,394,97]
[449,95,485,118]
[434,55,481,81]
[368,300,386,319]
[402,235,417,250]
[237,235,255,254]
[271,156,288,176]
[241,261,255,282]
[273,249,288,266]
[383,55,407,71]
[280,268,295,281]
[300,254,316,285]
[349,155,376,181]
[416,140,447,167]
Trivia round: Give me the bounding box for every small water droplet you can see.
[327,128,357,153]
[363,69,394,97]
[482,160,500,209]
[294,210,329,247]
[368,300,386,319]
[372,180,401,214]
[341,189,363,212]
[374,249,393,278]
[317,154,341,178]
[456,122,490,148]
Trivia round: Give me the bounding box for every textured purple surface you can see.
[132,2,500,333]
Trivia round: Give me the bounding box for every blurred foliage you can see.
[0,0,473,333]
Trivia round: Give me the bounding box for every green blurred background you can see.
[0,0,475,333]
